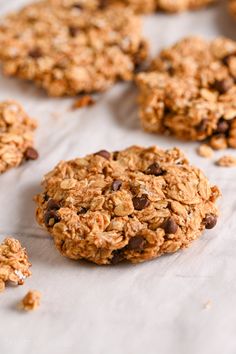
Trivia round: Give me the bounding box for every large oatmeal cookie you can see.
[136,37,236,150]
[0,100,38,174]
[0,0,147,97]
[35,146,220,265]
[0,237,31,292]
[102,0,215,13]
[229,0,236,18]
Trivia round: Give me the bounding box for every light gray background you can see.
[0,1,236,353]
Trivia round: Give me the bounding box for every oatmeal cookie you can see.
[35,146,220,265]
[229,0,236,18]
[0,0,147,97]
[136,37,236,150]
[0,100,38,174]
[102,0,215,13]
[0,237,31,292]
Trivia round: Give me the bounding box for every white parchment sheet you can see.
[0,1,236,354]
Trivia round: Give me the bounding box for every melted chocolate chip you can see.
[77,207,88,215]
[132,194,150,211]
[24,147,39,160]
[145,163,163,176]
[69,26,79,37]
[216,119,229,134]
[203,214,217,229]
[110,249,124,265]
[95,150,110,160]
[212,79,233,94]
[28,48,42,59]
[163,217,178,234]
[126,236,146,251]
[47,199,60,211]
[222,52,236,66]
[44,210,60,227]
[196,119,208,133]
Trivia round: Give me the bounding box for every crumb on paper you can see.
[197,144,214,158]
[20,290,41,311]
[0,237,31,293]
[216,155,236,167]
[72,95,95,110]
[203,300,212,310]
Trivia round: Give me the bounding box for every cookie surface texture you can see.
[0,0,147,96]
[35,146,220,265]
[136,37,236,150]
[0,100,37,174]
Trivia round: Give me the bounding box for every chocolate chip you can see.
[110,249,124,265]
[28,48,42,59]
[203,214,217,229]
[69,26,79,37]
[145,163,163,176]
[95,150,110,160]
[132,194,150,211]
[98,0,108,9]
[47,199,60,211]
[24,147,39,160]
[163,217,178,234]
[77,207,87,215]
[126,236,146,251]
[113,151,119,161]
[111,180,122,191]
[222,52,236,66]
[44,210,60,227]
[216,119,229,134]
[196,119,208,133]
[211,79,233,94]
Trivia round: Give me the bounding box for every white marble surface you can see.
[0,1,236,354]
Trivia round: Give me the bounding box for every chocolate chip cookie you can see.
[102,0,215,13]
[0,100,38,174]
[0,0,147,96]
[35,146,220,265]
[136,37,236,150]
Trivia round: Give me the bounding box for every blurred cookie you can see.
[0,101,38,174]
[136,37,236,150]
[0,0,147,96]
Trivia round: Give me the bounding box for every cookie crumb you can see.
[20,290,41,311]
[0,237,31,292]
[72,95,95,110]
[216,155,236,167]
[203,300,212,310]
[197,144,214,158]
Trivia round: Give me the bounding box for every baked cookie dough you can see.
[0,0,147,97]
[102,0,215,13]
[229,0,236,18]
[35,146,220,265]
[0,237,31,292]
[20,290,41,311]
[136,37,236,150]
[0,100,38,174]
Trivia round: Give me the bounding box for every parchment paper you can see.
[0,1,236,353]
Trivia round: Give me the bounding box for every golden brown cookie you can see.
[35,146,220,265]
[0,237,31,292]
[0,101,38,174]
[136,37,236,150]
[0,0,147,96]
